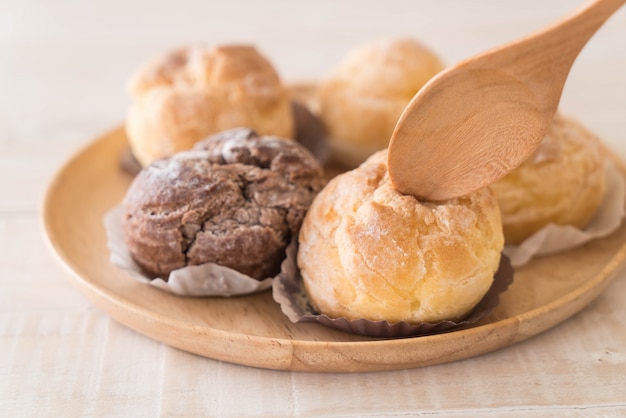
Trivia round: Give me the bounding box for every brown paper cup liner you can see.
[273,243,514,338]
[104,206,274,297]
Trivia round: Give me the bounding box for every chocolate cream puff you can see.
[122,128,324,280]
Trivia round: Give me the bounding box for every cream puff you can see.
[122,128,323,280]
[317,38,444,167]
[297,150,504,324]
[125,44,294,166]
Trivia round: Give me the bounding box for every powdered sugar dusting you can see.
[221,135,250,162]
[144,150,212,187]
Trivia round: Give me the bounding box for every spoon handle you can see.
[497,0,625,110]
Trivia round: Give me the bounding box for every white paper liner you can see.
[103,206,273,297]
[503,162,626,267]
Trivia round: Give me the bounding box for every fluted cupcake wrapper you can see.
[273,242,514,338]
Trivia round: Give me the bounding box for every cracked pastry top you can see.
[125,44,294,167]
[297,150,504,324]
[122,128,324,280]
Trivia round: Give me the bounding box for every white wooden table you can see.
[2,0,626,416]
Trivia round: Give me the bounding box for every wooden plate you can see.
[41,126,626,372]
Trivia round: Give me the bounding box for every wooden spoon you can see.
[387,0,625,201]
